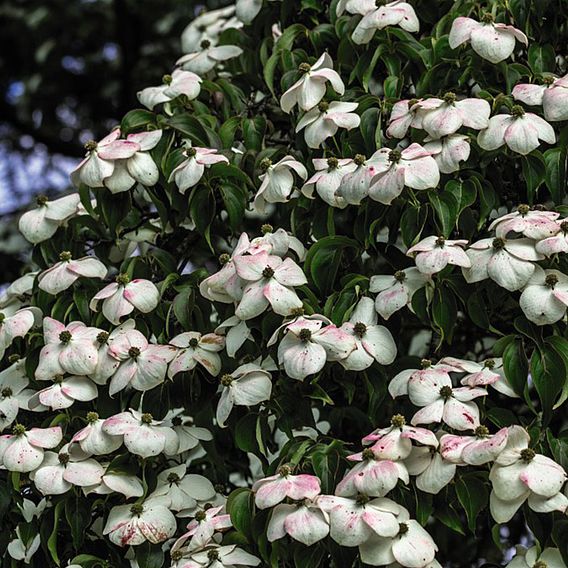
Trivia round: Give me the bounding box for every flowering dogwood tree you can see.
[2,1,568,567]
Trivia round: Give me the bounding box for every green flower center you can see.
[521,448,535,462]
[277,464,292,477]
[59,251,72,262]
[59,331,72,344]
[116,273,130,285]
[2,387,13,397]
[219,253,231,265]
[97,332,109,344]
[130,503,144,516]
[356,493,370,506]
[299,62,311,73]
[84,140,98,152]
[482,12,494,23]
[545,274,558,288]
[261,223,273,234]
[389,149,402,163]
[87,411,99,423]
[443,92,456,105]
[36,194,49,206]
[439,385,453,399]
[259,158,272,172]
[327,157,339,170]
[141,413,153,424]
[318,101,329,113]
[208,550,220,561]
[517,204,530,216]
[475,425,490,438]
[511,105,526,118]
[394,270,406,283]
[421,358,432,369]
[8,354,20,363]
[189,337,199,348]
[162,74,173,85]
[353,322,367,337]
[398,522,409,535]
[391,414,406,428]
[221,374,233,387]
[354,154,366,166]
[262,266,275,279]
[299,328,312,343]
[362,448,375,461]
[58,452,70,465]
[12,424,26,436]
[200,39,211,49]
[484,359,495,369]
[195,510,207,522]
[168,472,181,484]
[436,236,446,247]
[129,347,141,359]
[492,237,505,250]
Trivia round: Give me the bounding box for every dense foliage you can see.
[1,0,568,567]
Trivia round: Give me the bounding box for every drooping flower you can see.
[71,411,123,455]
[146,464,216,511]
[340,297,397,370]
[386,98,424,139]
[407,236,471,275]
[35,318,101,379]
[7,528,41,564]
[440,426,509,466]
[336,448,409,497]
[161,409,213,455]
[89,274,160,325]
[362,414,439,461]
[271,315,356,380]
[0,358,31,431]
[233,250,306,319]
[368,144,440,205]
[536,220,568,255]
[351,1,419,45]
[301,157,356,208]
[216,363,272,427]
[369,268,431,320]
[513,76,568,121]
[0,272,37,316]
[30,444,104,495]
[215,315,252,358]
[489,205,560,240]
[28,375,98,410]
[102,410,178,458]
[337,152,385,205]
[477,106,556,155]
[296,101,360,149]
[138,70,202,110]
[103,130,163,193]
[176,40,243,75]
[253,156,308,212]
[83,465,143,499]
[253,467,321,509]
[170,544,261,568]
[89,320,135,384]
[106,329,176,395]
[103,502,177,546]
[417,93,490,138]
[18,193,81,244]
[519,266,568,325]
[462,237,544,292]
[449,14,528,64]
[235,0,264,24]
[267,499,330,546]
[181,5,240,52]
[169,142,229,193]
[0,307,41,360]
[169,332,225,378]
[423,134,471,174]
[173,505,232,551]
[505,546,566,568]
[336,0,376,16]
[0,425,62,473]
[489,426,567,523]
[38,252,107,295]
[70,129,139,188]
[280,54,345,113]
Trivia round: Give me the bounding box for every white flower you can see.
[337,152,386,205]
[0,272,37,316]
[519,266,568,325]
[90,274,160,325]
[407,236,471,275]
[280,53,345,113]
[0,425,62,472]
[352,1,419,44]
[296,101,360,149]
[254,156,308,211]
[103,130,163,193]
[103,502,177,546]
[138,70,202,110]
[505,546,566,568]
[267,499,330,546]
[386,98,424,139]
[215,315,252,358]
[513,75,568,122]
[171,544,260,568]
[161,409,213,454]
[169,143,229,193]
[478,106,556,155]
[489,205,560,239]
[83,465,143,499]
[102,409,178,458]
[489,426,567,523]
[71,411,123,455]
[181,6,239,52]
[146,464,216,511]
[301,157,357,208]
[169,331,225,378]
[35,318,100,379]
[176,40,243,75]
[536,220,568,256]
[7,527,41,564]
[423,134,471,174]
[18,193,81,243]
[38,252,107,295]
[28,375,98,410]
[336,448,409,497]
[70,129,139,188]
[172,505,231,551]
[336,0,376,16]
[271,315,357,380]
[462,237,544,291]
[368,144,440,205]
[216,363,272,427]
[106,328,176,395]
[440,426,509,466]
[236,0,264,24]
[449,15,528,64]
[89,320,135,384]
[233,250,307,319]
[340,297,397,370]
[253,468,321,509]
[30,444,104,495]
[0,307,41,360]
[0,358,31,431]
[370,268,431,320]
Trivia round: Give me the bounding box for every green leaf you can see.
[135,542,164,568]
[48,500,64,566]
[528,44,556,73]
[227,488,255,541]
[65,492,91,549]
[428,191,459,237]
[456,474,489,533]
[531,346,566,419]
[432,284,457,343]
[360,107,382,155]
[544,147,568,203]
[502,338,529,397]
[521,153,546,203]
[242,116,266,151]
[220,183,247,230]
[120,109,156,134]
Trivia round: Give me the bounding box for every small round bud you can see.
[542,75,555,85]
[354,154,366,166]
[520,448,535,462]
[53,374,64,384]
[1,387,13,397]
[259,158,272,172]
[208,550,220,561]
[492,237,505,249]
[298,328,312,343]
[561,221,568,234]
[421,358,432,369]
[277,464,292,477]
[12,424,26,436]
[167,472,181,484]
[388,149,401,163]
[221,374,233,387]
[517,204,530,215]
[327,157,339,170]
[116,273,130,285]
[262,266,275,278]
[391,414,406,428]
[171,551,183,562]
[219,253,231,265]
[36,194,49,206]
[200,39,211,49]
[356,493,370,506]
[484,359,495,369]
[84,140,98,152]
[353,322,367,337]
[299,62,311,73]
[475,425,490,438]
[8,354,20,363]
[86,411,99,423]
[128,346,141,359]
[318,101,329,113]
[439,385,453,399]
[511,105,526,118]
[186,146,197,157]
[408,98,419,108]
[394,270,406,282]
[59,331,72,344]
[97,332,109,344]
[162,74,173,85]
[195,510,207,522]
[443,92,457,105]
[261,223,273,234]
[141,413,153,424]
[291,307,305,317]
[130,503,144,516]
[481,12,494,23]
[545,273,559,288]
[362,448,375,461]
[435,236,446,247]
[398,522,409,535]
[59,251,72,262]
[189,337,199,348]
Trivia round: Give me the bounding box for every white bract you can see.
[138,70,202,110]
[254,155,307,211]
[301,157,356,208]
[0,307,41,360]
[280,53,345,113]
[407,236,470,275]
[169,331,225,377]
[519,267,568,325]
[296,101,360,148]
[267,499,330,546]
[38,252,107,295]
[176,41,243,74]
[449,15,528,63]
[489,206,560,240]
[423,134,471,174]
